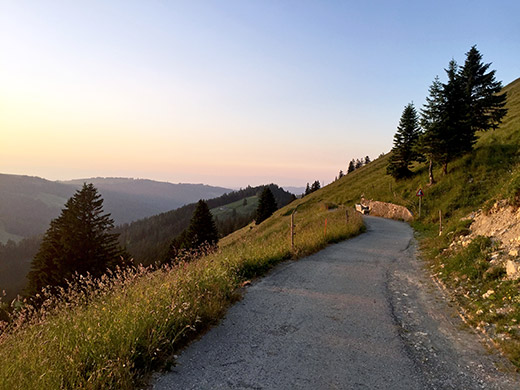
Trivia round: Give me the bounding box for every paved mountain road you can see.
[153,217,519,389]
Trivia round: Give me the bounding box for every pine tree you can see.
[304,183,311,196]
[420,60,472,177]
[438,59,472,174]
[420,76,445,184]
[256,187,278,224]
[459,45,507,134]
[347,160,355,173]
[387,103,422,179]
[419,48,507,180]
[181,200,219,250]
[364,156,371,165]
[338,170,344,179]
[355,159,363,169]
[311,180,321,192]
[26,183,127,296]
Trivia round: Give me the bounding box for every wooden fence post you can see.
[324,218,328,236]
[290,210,295,251]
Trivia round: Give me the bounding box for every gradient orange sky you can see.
[1,1,518,188]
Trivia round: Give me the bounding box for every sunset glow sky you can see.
[1,1,519,188]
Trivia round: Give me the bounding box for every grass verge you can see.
[0,202,363,390]
[415,219,520,369]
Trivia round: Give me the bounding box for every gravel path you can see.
[152,217,519,389]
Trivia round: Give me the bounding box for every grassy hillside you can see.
[210,195,259,219]
[0,191,363,389]
[0,175,75,242]
[1,78,518,389]
[319,77,520,221]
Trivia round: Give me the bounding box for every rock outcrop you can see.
[360,199,414,222]
[453,200,520,280]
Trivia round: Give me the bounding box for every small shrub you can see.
[444,235,492,281]
[321,202,338,210]
[448,218,473,241]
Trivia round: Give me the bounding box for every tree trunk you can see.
[442,162,448,175]
[428,159,436,186]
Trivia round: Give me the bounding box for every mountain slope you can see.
[0,175,231,243]
[315,77,520,221]
[2,78,518,389]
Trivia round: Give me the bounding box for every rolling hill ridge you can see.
[0,174,231,243]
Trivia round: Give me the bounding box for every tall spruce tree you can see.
[420,60,471,176]
[460,45,507,134]
[255,187,278,224]
[420,48,507,181]
[420,76,445,185]
[443,59,473,160]
[26,183,127,296]
[387,103,422,179]
[173,199,219,251]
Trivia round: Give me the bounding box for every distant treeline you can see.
[0,236,41,302]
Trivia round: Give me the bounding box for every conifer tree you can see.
[443,59,473,162]
[26,183,127,296]
[419,48,507,180]
[460,45,507,134]
[181,200,219,250]
[347,160,355,173]
[420,60,471,176]
[387,103,422,179]
[364,156,371,165]
[255,187,278,224]
[420,76,444,185]
[311,180,321,192]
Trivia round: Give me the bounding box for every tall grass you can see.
[0,203,363,390]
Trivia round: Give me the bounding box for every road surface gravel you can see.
[153,216,519,389]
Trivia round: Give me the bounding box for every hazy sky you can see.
[1,1,519,188]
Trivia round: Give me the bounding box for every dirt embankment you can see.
[457,200,520,279]
[360,199,414,222]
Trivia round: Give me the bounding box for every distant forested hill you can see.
[0,175,75,242]
[0,236,41,302]
[115,184,294,266]
[0,174,231,243]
